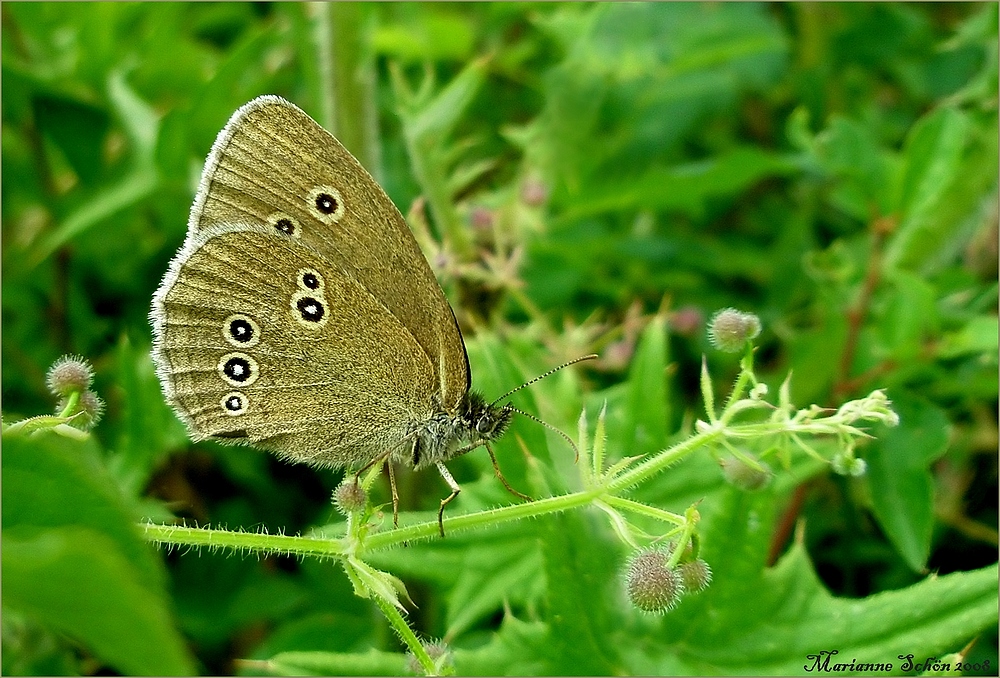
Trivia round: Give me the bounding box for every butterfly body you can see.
[151,96,508,474]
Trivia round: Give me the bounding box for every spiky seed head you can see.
[46,355,94,396]
[333,479,367,514]
[625,547,685,613]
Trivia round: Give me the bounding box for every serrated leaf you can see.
[642,487,996,674]
[539,510,623,674]
[445,536,543,638]
[452,617,549,676]
[681,546,997,674]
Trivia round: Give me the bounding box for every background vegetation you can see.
[3,2,997,675]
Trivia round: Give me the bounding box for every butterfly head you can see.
[463,390,513,443]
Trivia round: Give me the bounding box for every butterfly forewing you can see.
[187,96,469,412]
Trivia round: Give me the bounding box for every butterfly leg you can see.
[435,462,461,538]
[486,442,533,503]
[386,458,400,529]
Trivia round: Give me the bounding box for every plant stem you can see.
[141,522,347,557]
[57,390,80,417]
[362,487,605,551]
[371,593,436,675]
[603,495,684,525]
[606,428,723,494]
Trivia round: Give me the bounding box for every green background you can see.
[2,3,997,675]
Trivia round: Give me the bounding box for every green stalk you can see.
[603,495,684,525]
[141,523,347,558]
[371,593,436,675]
[606,428,724,494]
[57,390,80,417]
[362,488,605,551]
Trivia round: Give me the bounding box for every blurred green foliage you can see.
[2,2,997,676]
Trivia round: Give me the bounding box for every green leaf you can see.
[32,94,110,185]
[170,549,308,647]
[108,67,159,156]
[30,164,158,267]
[937,315,999,359]
[682,546,997,674]
[453,617,549,675]
[29,73,160,266]
[263,649,407,677]
[365,506,545,638]
[107,336,187,500]
[866,391,951,571]
[3,527,196,676]
[676,487,777,627]
[392,58,485,254]
[786,307,850,406]
[539,510,623,674]
[555,147,799,223]
[872,269,938,363]
[896,107,970,224]
[3,433,162,587]
[444,531,543,638]
[2,434,194,675]
[632,483,998,673]
[374,7,475,63]
[466,334,553,492]
[814,115,894,218]
[887,105,997,273]
[397,57,484,147]
[614,315,670,457]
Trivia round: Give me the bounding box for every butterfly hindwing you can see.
[152,223,436,468]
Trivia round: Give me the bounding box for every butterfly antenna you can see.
[504,405,581,463]
[489,354,598,407]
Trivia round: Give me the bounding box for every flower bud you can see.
[831,454,867,477]
[708,308,761,353]
[469,205,495,231]
[520,176,548,206]
[669,306,703,337]
[721,454,772,491]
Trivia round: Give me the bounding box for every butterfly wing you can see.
[184,96,469,412]
[152,222,438,468]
